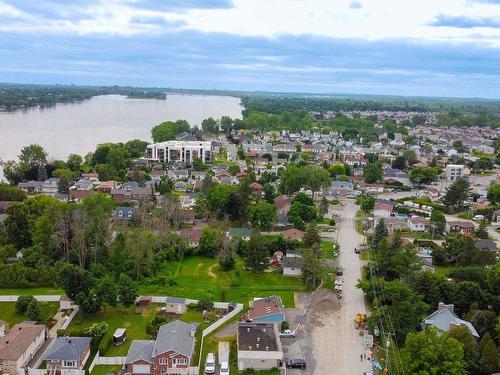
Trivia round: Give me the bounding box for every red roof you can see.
[180,229,202,242]
[274,195,291,210]
[250,182,263,191]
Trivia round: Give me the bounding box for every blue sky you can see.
[1,0,500,98]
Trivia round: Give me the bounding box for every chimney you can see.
[438,302,445,311]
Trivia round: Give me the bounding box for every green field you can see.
[65,304,207,356]
[90,365,122,375]
[0,302,59,326]
[320,240,337,259]
[139,256,303,307]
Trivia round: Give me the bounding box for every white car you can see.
[220,361,230,375]
[205,353,216,374]
[280,329,295,338]
[473,215,485,221]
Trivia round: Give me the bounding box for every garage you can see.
[132,364,151,373]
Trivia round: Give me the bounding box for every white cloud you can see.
[1,0,500,46]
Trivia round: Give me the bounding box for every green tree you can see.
[363,163,383,183]
[201,117,218,133]
[391,156,407,170]
[478,333,499,374]
[245,231,268,273]
[57,173,72,194]
[118,274,138,308]
[301,248,326,290]
[442,178,470,212]
[475,220,489,239]
[151,120,190,142]
[446,325,480,375]
[248,200,278,230]
[97,276,118,308]
[263,183,276,204]
[303,222,321,248]
[4,202,31,249]
[409,167,438,185]
[430,210,446,236]
[305,166,330,198]
[452,140,467,153]
[355,195,375,211]
[58,263,95,300]
[15,295,36,314]
[26,300,42,321]
[199,227,225,258]
[19,144,48,169]
[453,281,487,316]
[401,328,466,375]
[318,197,329,219]
[218,239,236,271]
[328,163,345,178]
[66,153,83,172]
[0,184,26,201]
[77,288,102,314]
[372,219,388,249]
[487,181,500,204]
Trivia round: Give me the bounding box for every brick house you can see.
[125,320,198,375]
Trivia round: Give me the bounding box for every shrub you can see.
[97,334,112,354]
[26,300,41,321]
[329,218,336,226]
[281,321,290,331]
[16,295,35,314]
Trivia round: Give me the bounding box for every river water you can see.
[0,94,242,164]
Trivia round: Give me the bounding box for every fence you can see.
[60,307,79,330]
[149,296,198,304]
[202,303,243,338]
[0,295,62,302]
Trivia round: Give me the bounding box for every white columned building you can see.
[145,140,213,163]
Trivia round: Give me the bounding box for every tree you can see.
[201,117,219,133]
[26,300,42,321]
[57,173,72,194]
[392,156,407,170]
[430,210,446,236]
[303,222,321,248]
[452,140,467,153]
[4,202,31,249]
[403,149,418,164]
[328,163,345,178]
[363,163,383,183]
[245,231,268,273]
[453,281,487,317]
[409,167,438,185]
[118,274,138,308]
[19,144,48,169]
[372,219,388,249]
[446,325,480,375]
[318,197,329,219]
[248,201,278,230]
[58,263,95,301]
[401,328,466,375]
[487,181,500,204]
[442,178,470,212]
[467,310,497,339]
[16,295,36,314]
[98,276,118,308]
[355,195,375,212]
[218,239,236,271]
[199,227,224,258]
[301,248,326,290]
[263,183,275,204]
[237,177,253,222]
[0,184,26,201]
[305,166,330,198]
[475,221,489,239]
[66,153,83,172]
[478,333,499,374]
[151,120,190,142]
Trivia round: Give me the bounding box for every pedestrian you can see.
[360,353,363,361]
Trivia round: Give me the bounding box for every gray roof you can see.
[18,181,43,188]
[423,307,479,338]
[153,320,198,357]
[283,257,304,269]
[45,337,91,361]
[474,238,497,251]
[125,340,155,364]
[165,297,186,304]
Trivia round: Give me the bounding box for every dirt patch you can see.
[214,321,237,338]
[207,264,217,280]
[193,262,203,276]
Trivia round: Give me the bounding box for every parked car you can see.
[336,266,344,276]
[473,214,485,221]
[205,353,216,374]
[280,329,295,338]
[286,359,306,369]
[354,248,360,254]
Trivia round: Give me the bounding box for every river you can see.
[0,94,242,164]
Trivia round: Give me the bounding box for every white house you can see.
[408,217,429,232]
[237,323,283,371]
[373,203,393,218]
[282,257,303,277]
[145,140,213,163]
[445,164,464,181]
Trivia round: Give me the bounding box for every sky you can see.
[1,0,500,98]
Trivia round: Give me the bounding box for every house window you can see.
[159,358,168,365]
[173,358,187,365]
[64,361,76,367]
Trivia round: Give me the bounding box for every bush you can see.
[97,334,112,354]
[16,295,35,314]
[281,321,289,331]
[26,300,41,321]
[329,218,336,226]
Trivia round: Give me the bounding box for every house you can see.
[416,248,434,267]
[69,190,94,201]
[445,164,464,181]
[174,181,188,192]
[446,221,475,234]
[145,140,212,163]
[421,303,479,338]
[179,229,202,247]
[408,217,429,232]
[165,297,188,315]
[274,195,291,215]
[168,169,189,181]
[81,172,99,181]
[111,186,153,203]
[17,181,43,194]
[282,228,304,241]
[237,322,283,371]
[41,177,59,195]
[249,182,263,199]
[0,322,46,375]
[247,296,285,323]
[112,207,136,223]
[380,217,407,234]
[73,179,94,191]
[97,180,118,193]
[282,257,304,277]
[178,209,195,225]
[474,238,497,253]
[228,228,251,241]
[190,171,207,182]
[476,144,494,154]
[124,320,198,375]
[44,337,91,373]
[328,180,353,197]
[373,203,393,218]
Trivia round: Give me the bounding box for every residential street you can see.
[284,199,372,374]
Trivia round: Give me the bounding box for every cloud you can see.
[429,14,500,28]
[349,1,363,9]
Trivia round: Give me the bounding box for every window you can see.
[64,361,76,367]
[173,357,187,365]
[159,358,168,365]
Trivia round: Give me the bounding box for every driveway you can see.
[282,200,372,374]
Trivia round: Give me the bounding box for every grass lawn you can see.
[0,302,59,326]
[65,304,208,357]
[90,365,122,375]
[0,287,64,295]
[320,240,337,259]
[434,264,456,277]
[139,256,303,308]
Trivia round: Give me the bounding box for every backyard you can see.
[139,256,304,307]
[0,301,59,326]
[65,304,207,356]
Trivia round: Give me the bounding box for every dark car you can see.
[354,248,360,254]
[336,266,344,276]
[286,359,306,369]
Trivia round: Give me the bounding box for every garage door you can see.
[133,364,150,374]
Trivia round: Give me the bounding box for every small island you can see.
[126,91,166,100]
